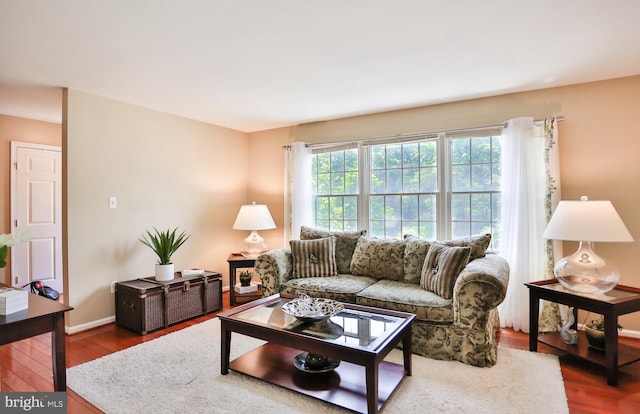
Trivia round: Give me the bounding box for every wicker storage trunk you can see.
[115,271,222,335]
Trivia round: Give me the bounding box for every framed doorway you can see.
[10,141,63,293]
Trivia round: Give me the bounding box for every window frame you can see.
[310,128,502,248]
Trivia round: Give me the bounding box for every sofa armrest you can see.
[453,253,510,330]
[254,248,294,297]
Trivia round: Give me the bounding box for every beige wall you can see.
[64,89,248,328]
[249,75,640,330]
[246,127,295,251]
[0,114,62,283]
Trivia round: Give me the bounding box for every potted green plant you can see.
[139,227,190,281]
[239,270,253,287]
[584,317,622,351]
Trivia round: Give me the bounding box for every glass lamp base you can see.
[555,241,619,294]
[557,275,618,294]
[238,230,268,259]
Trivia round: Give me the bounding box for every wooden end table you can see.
[0,285,73,391]
[227,253,260,306]
[526,279,640,386]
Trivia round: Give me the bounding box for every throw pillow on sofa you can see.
[290,236,338,278]
[403,233,491,284]
[441,233,491,260]
[420,243,472,299]
[403,235,432,284]
[404,233,491,262]
[300,226,366,274]
[350,238,406,281]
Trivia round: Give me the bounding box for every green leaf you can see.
[139,227,190,265]
[0,245,7,268]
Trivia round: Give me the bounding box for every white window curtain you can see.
[498,117,561,333]
[284,142,312,243]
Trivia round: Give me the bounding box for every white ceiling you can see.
[1,0,640,132]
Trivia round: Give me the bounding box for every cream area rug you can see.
[67,318,568,414]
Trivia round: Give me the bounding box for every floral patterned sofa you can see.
[254,226,510,367]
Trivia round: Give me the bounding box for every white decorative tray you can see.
[281,294,344,323]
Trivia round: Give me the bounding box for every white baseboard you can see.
[66,315,115,335]
[67,287,231,334]
[620,328,640,339]
[577,323,640,339]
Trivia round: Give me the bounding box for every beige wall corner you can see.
[245,127,295,252]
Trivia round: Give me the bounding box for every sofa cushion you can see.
[300,226,367,274]
[290,237,337,278]
[420,243,471,299]
[403,235,432,284]
[281,274,378,304]
[356,280,454,323]
[441,233,491,260]
[350,238,406,281]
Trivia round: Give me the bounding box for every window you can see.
[369,140,438,239]
[449,136,501,249]
[311,131,502,249]
[311,148,359,231]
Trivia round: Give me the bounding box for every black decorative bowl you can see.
[293,352,340,373]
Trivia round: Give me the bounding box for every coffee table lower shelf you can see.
[229,343,405,413]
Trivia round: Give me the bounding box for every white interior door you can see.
[10,142,63,292]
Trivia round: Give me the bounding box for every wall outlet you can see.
[110,280,117,294]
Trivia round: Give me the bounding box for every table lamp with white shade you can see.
[233,202,276,259]
[543,196,633,294]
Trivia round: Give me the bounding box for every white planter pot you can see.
[155,263,175,281]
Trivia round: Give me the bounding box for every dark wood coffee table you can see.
[219,294,415,414]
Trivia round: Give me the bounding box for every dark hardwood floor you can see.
[1,291,639,413]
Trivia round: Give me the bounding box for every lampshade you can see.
[233,202,276,258]
[543,196,633,294]
[542,198,633,242]
[233,203,276,231]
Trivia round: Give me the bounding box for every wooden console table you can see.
[526,279,640,386]
[0,285,73,391]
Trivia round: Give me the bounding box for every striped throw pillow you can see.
[300,226,367,274]
[420,243,471,299]
[290,236,337,278]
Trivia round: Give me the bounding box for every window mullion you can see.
[438,133,451,240]
[358,142,369,231]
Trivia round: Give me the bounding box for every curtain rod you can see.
[284,116,564,150]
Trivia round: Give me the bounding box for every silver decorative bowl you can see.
[281,295,344,323]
